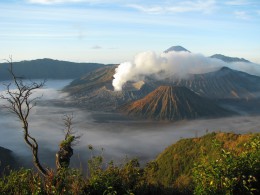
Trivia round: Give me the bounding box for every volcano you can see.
[64,66,260,112]
[164,45,190,53]
[64,65,152,111]
[167,67,260,99]
[120,86,233,121]
[64,47,260,116]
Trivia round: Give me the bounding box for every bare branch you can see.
[56,114,81,170]
[1,57,78,176]
[63,114,81,145]
[0,57,48,176]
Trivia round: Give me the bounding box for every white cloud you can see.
[225,0,250,6]
[126,5,163,14]
[128,0,216,14]
[234,11,250,20]
[27,0,80,4]
[168,0,216,14]
[26,0,115,4]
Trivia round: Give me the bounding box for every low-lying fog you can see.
[1,80,260,169]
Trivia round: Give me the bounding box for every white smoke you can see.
[113,51,221,91]
[113,51,167,91]
[112,51,260,91]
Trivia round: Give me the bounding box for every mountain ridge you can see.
[0,58,106,81]
[0,146,18,175]
[210,54,250,63]
[162,66,260,99]
[120,86,233,121]
[65,64,260,115]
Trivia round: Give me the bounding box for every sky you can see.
[0,0,259,64]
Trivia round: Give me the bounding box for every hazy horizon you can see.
[0,0,260,64]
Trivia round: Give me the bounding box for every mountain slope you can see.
[64,65,153,111]
[65,65,116,93]
[0,146,18,175]
[0,58,105,80]
[64,66,260,113]
[65,66,260,112]
[149,132,260,188]
[166,67,260,99]
[210,54,250,63]
[63,46,260,113]
[121,86,233,120]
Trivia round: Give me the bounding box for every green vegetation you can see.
[0,132,259,194]
[0,168,85,194]
[193,136,260,194]
[148,132,260,194]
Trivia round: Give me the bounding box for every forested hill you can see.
[0,58,106,81]
[0,146,18,175]
[148,132,260,191]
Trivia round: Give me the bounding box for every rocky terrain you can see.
[161,67,260,99]
[120,86,233,120]
[64,46,260,120]
[65,65,260,112]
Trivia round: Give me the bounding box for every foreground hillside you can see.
[149,132,260,190]
[1,132,259,194]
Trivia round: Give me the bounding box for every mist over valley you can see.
[1,65,260,169]
[0,46,260,172]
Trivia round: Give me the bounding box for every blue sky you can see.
[0,0,259,63]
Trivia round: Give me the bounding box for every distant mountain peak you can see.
[164,46,190,53]
[210,54,250,63]
[219,66,232,71]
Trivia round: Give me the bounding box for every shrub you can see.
[193,136,260,195]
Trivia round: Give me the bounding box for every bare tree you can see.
[0,57,78,176]
[0,57,48,176]
[56,114,80,171]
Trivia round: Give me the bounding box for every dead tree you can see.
[0,57,79,176]
[0,57,48,176]
[56,114,79,171]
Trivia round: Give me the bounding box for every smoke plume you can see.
[112,51,260,91]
